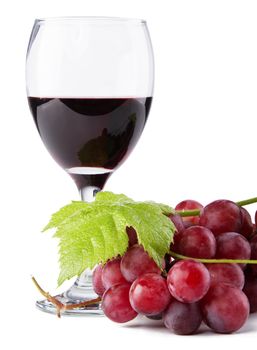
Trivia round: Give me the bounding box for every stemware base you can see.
[36,270,103,316]
[36,297,103,316]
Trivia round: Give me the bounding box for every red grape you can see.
[167,260,210,303]
[243,275,257,313]
[102,283,137,323]
[178,225,216,259]
[240,207,253,238]
[129,273,171,316]
[163,300,202,335]
[201,284,249,333]
[249,235,257,276]
[92,264,105,296]
[120,245,162,283]
[102,258,127,289]
[98,197,257,334]
[175,199,203,225]
[215,231,251,268]
[199,199,241,236]
[206,263,245,289]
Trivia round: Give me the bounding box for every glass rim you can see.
[34,16,146,25]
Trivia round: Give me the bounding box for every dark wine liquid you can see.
[28,97,152,189]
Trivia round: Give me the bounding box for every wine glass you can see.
[26,16,154,315]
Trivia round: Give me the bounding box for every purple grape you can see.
[169,213,185,233]
[243,275,257,313]
[126,226,138,246]
[215,232,251,268]
[178,225,216,259]
[199,200,241,236]
[253,211,257,236]
[249,235,257,276]
[146,313,163,320]
[206,263,245,289]
[239,207,253,238]
[201,284,249,333]
[163,300,202,335]
[164,254,175,272]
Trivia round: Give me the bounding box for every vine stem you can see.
[32,276,101,317]
[170,251,257,264]
[175,196,257,217]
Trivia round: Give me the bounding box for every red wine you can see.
[28,97,152,189]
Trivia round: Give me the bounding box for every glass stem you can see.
[62,171,112,301]
[69,184,101,294]
[64,174,111,302]
[80,186,101,202]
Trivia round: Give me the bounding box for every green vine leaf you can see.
[43,192,175,286]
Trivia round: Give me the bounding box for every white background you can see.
[0,0,257,349]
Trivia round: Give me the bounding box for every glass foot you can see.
[36,294,103,316]
[36,269,103,316]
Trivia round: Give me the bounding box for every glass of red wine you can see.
[26,17,154,315]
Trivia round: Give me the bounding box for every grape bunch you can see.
[92,198,257,335]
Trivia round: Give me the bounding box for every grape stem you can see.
[236,197,257,207]
[169,251,257,264]
[32,276,101,317]
[176,196,257,217]
[176,209,201,217]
